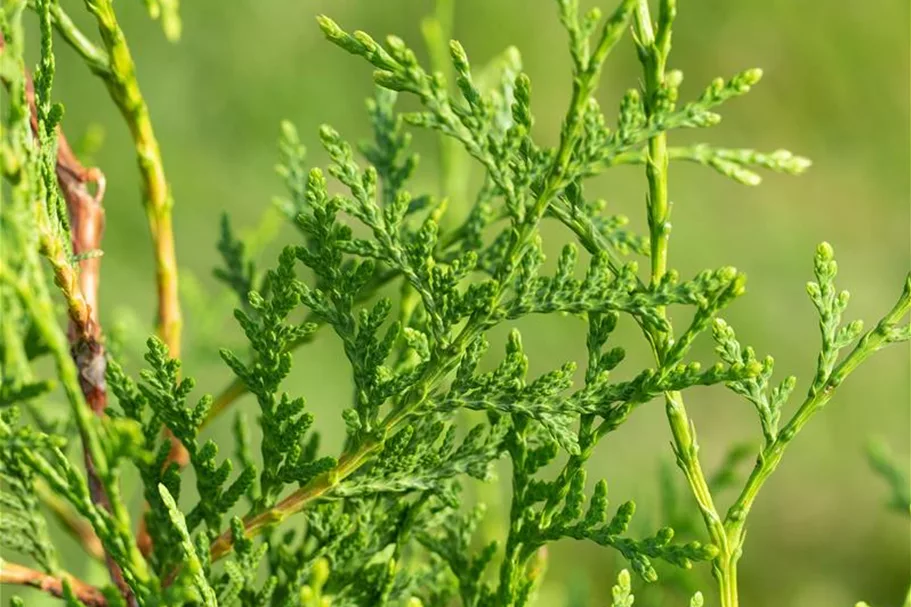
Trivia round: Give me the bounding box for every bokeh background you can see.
[11,0,910,605]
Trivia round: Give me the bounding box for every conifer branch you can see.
[207,0,639,566]
[631,1,737,603]
[724,272,911,529]
[608,145,811,186]
[1,24,138,602]
[45,2,109,75]
[4,0,905,604]
[1,10,149,603]
[54,0,188,555]
[69,0,183,362]
[202,210,489,426]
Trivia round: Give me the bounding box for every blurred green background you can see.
[14,0,911,605]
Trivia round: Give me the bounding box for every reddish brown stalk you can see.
[17,61,139,606]
[62,1,189,555]
[1,560,108,607]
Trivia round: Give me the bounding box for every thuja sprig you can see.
[623,2,910,605]
[2,0,906,604]
[158,484,218,606]
[213,214,258,311]
[45,3,189,553]
[219,248,335,509]
[0,410,58,574]
[206,93,473,425]
[106,337,255,578]
[207,0,647,565]
[202,3,824,601]
[0,413,154,602]
[1,4,154,603]
[703,250,911,544]
[48,0,183,358]
[722,253,910,525]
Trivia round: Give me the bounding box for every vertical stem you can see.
[631,2,739,606]
[421,0,468,217]
[497,418,529,606]
[7,11,144,600]
[83,0,182,361]
[641,86,669,285]
[717,555,739,607]
[80,0,187,555]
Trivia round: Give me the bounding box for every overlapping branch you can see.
[49,0,188,556]
[31,65,140,607]
[1,26,136,603]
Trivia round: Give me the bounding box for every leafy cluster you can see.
[0,0,908,606]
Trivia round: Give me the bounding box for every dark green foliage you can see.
[1,0,908,606]
[0,410,59,572]
[214,214,258,309]
[219,252,335,509]
[108,340,254,574]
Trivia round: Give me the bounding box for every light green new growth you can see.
[0,0,907,606]
[158,484,218,606]
[867,440,911,517]
[608,569,703,607]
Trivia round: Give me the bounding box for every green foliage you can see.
[213,214,258,310]
[219,252,334,509]
[140,0,182,41]
[0,0,908,606]
[158,484,218,606]
[0,410,59,573]
[108,338,255,574]
[607,569,703,607]
[866,440,911,517]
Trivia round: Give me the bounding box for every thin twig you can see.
[57,0,187,555]
[631,3,737,604]
[0,560,108,607]
[36,482,105,561]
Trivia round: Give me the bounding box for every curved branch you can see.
[47,3,110,75]
[0,560,108,607]
[63,0,186,556]
[2,26,140,603]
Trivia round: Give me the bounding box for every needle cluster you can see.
[0,1,907,606]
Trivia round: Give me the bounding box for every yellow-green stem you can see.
[82,0,182,358]
[421,0,469,218]
[724,281,911,535]
[632,2,739,605]
[79,0,184,557]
